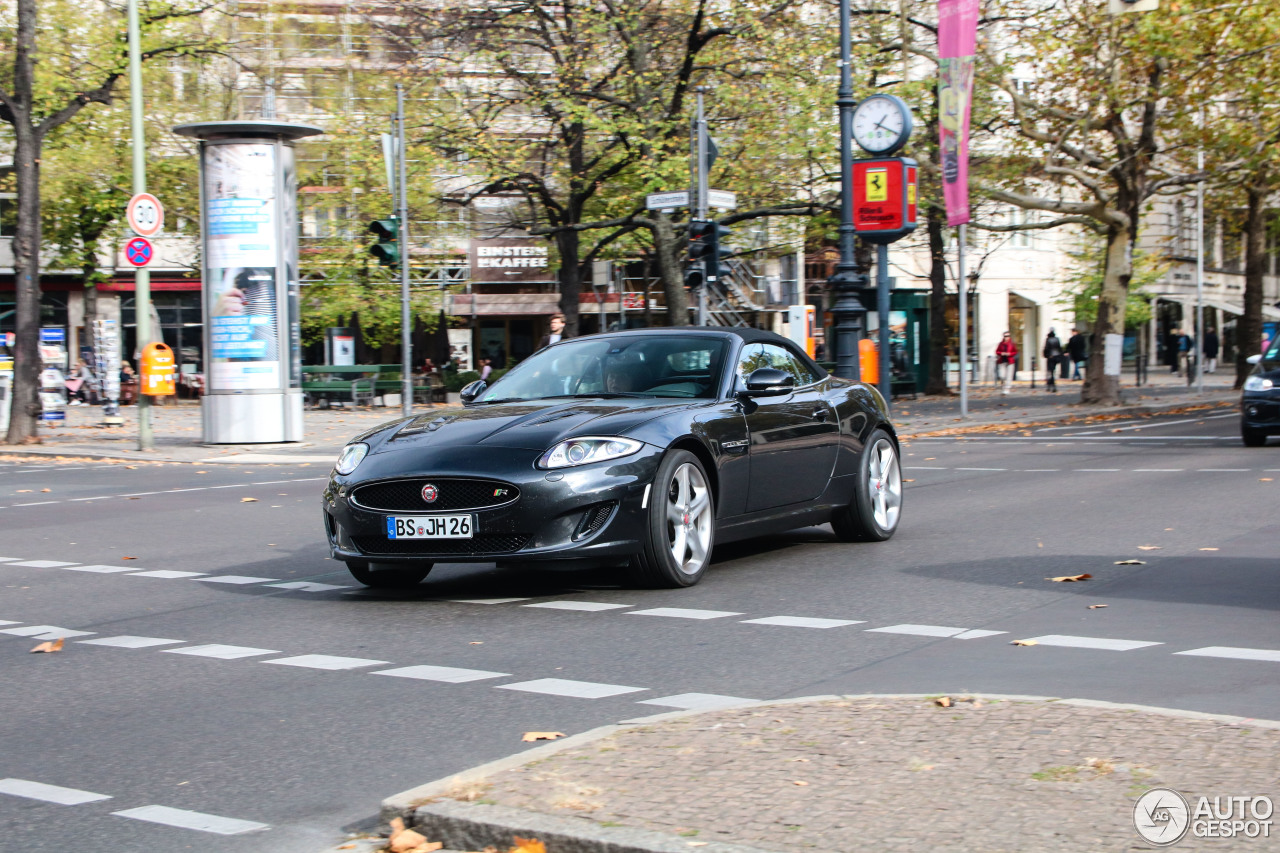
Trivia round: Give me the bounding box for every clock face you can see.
[852,96,912,155]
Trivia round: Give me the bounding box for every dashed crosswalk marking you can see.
[163,644,281,660]
[954,629,1007,640]
[263,654,389,671]
[1175,646,1280,663]
[447,597,532,605]
[111,804,269,835]
[1022,634,1163,651]
[865,624,969,638]
[523,600,632,612]
[266,581,351,592]
[629,607,744,620]
[10,560,80,568]
[0,778,112,805]
[638,693,759,710]
[197,575,280,585]
[128,570,206,579]
[741,616,864,629]
[0,625,95,640]
[373,664,511,683]
[62,564,139,574]
[496,678,647,699]
[79,636,184,649]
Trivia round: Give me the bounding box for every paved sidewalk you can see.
[375,695,1279,853]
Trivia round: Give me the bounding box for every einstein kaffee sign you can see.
[470,238,552,284]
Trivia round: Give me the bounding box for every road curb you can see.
[375,692,1280,853]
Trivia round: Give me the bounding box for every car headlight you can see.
[537,437,643,469]
[1244,376,1274,391]
[334,442,369,475]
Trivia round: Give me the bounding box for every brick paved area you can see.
[465,697,1279,852]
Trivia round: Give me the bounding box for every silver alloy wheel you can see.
[664,462,713,576]
[867,438,902,531]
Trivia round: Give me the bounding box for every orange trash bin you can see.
[858,338,879,385]
[140,342,176,396]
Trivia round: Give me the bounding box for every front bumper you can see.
[323,443,661,564]
[1241,392,1280,432]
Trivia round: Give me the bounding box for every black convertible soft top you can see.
[589,326,827,379]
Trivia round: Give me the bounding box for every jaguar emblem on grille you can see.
[421,484,439,503]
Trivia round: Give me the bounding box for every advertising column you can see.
[174,121,322,444]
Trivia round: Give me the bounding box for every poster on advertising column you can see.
[204,142,281,391]
[937,0,979,226]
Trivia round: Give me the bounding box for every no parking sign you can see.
[125,237,154,267]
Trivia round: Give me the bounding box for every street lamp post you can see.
[829,0,869,380]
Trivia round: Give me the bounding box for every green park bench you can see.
[301,364,437,408]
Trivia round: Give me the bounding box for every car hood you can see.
[365,398,700,454]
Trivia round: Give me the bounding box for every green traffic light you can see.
[369,217,399,267]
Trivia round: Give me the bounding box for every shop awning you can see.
[448,293,561,316]
[1158,295,1280,321]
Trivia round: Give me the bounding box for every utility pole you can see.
[127,0,152,450]
[396,85,412,417]
[1195,134,1205,394]
[694,89,709,326]
[829,0,867,380]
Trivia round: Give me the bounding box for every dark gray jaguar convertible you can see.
[323,327,902,588]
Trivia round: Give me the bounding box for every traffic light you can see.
[368,216,399,267]
[687,220,732,282]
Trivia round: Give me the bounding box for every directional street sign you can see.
[646,191,689,210]
[707,189,737,210]
[126,193,164,238]
[124,236,154,267]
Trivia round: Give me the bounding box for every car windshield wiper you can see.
[476,397,526,404]
[542,392,653,400]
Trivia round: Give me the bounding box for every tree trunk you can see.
[1080,224,1132,406]
[1238,181,1267,389]
[557,228,582,337]
[925,204,951,395]
[6,122,42,444]
[651,212,689,325]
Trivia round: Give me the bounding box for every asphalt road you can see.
[1,406,1277,852]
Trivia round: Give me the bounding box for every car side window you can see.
[737,344,770,378]
[759,344,816,386]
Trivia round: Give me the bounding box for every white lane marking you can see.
[128,570,206,579]
[196,575,279,585]
[865,624,967,638]
[163,644,281,660]
[263,654,389,671]
[1175,646,1280,663]
[1021,469,1060,472]
[914,436,1225,441]
[0,557,20,562]
[447,597,532,605]
[1196,469,1250,472]
[10,560,80,568]
[904,466,949,470]
[0,778,112,805]
[0,620,19,626]
[954,467,1006,471]
[496,678,647,699]
[112,805,269,835]
[1022,634,1163,651]
[741,616,865,629]
[523,601,632,612]
[61,565,137,574]
[1076,412,1238,433]
[0,625,95,640]
[2,476,327,509]
[13,501,58,507]
[638,693,759,710]
[118,492,162,498]
[1074,468,1120,472]
[373,664,510,683]
[79,636,184,649]
[1133,469,1185,472]
[954,629,1007,640]
[266,581,351,592]
[628,607,744,620]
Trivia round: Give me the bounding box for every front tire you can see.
[345,560,432,588]
[626,450,715,588]
[1242,423,1268,447]
[832,428,902,542]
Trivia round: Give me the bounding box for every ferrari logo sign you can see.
[852,157,918,245]
[865,169,888,202]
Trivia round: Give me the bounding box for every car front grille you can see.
[351,478,520,512]
[351,534,530,557]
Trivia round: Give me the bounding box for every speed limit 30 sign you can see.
[126,192,165,238]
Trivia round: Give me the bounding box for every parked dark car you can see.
[1241,338,1280,446]
[323,327,903,588]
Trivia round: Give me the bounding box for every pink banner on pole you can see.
[938,0,979,226]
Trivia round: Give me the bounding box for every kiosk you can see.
[174,120,323,443]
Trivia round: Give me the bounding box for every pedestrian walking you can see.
[1203,327,1219,374]
[1067,328,1088,380]
[995,332,1018,396]
[538,313,570,349]
[479,358,493,381]
[1168,328,1182,374]
[1177,328,1194,381]
[1043,329,1063,393]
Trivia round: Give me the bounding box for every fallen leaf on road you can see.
[122,556,138,560]
[1088,604,1108,609]
[522,732,565,742]
[688,843,710,847]
[15,489,31,493]
[335,845,355,850]
[1115,560,1144,565]
[1200,548,1219,551]
[40,488,50,492]
[1011,639,1039,646]
[934,696,952,707]
[1047,573,1091,582]
[1137,545,1162,551]
[196,471,207,474]
[904,479,915,483]
[469,641,483,645]
[386,817,437,853]
[510,838,546,853]
[793,780,809,786]
[790,757,810,762]
[240,497,259,503]
[1261,478,1273,482]
[30,637,64,653]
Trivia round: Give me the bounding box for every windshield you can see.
[1265,334,1280,365]
[478,335,728,403]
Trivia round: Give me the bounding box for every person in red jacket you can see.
[996,332,1018,396]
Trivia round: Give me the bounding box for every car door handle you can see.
[811,408,828,421]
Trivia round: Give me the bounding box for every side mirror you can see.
[459,379,488,405]
[740,367,795,397]
[1247,354,1262,365]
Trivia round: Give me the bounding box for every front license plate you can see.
[387,514,473,539]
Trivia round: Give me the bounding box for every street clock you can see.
[852,94,914,156]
